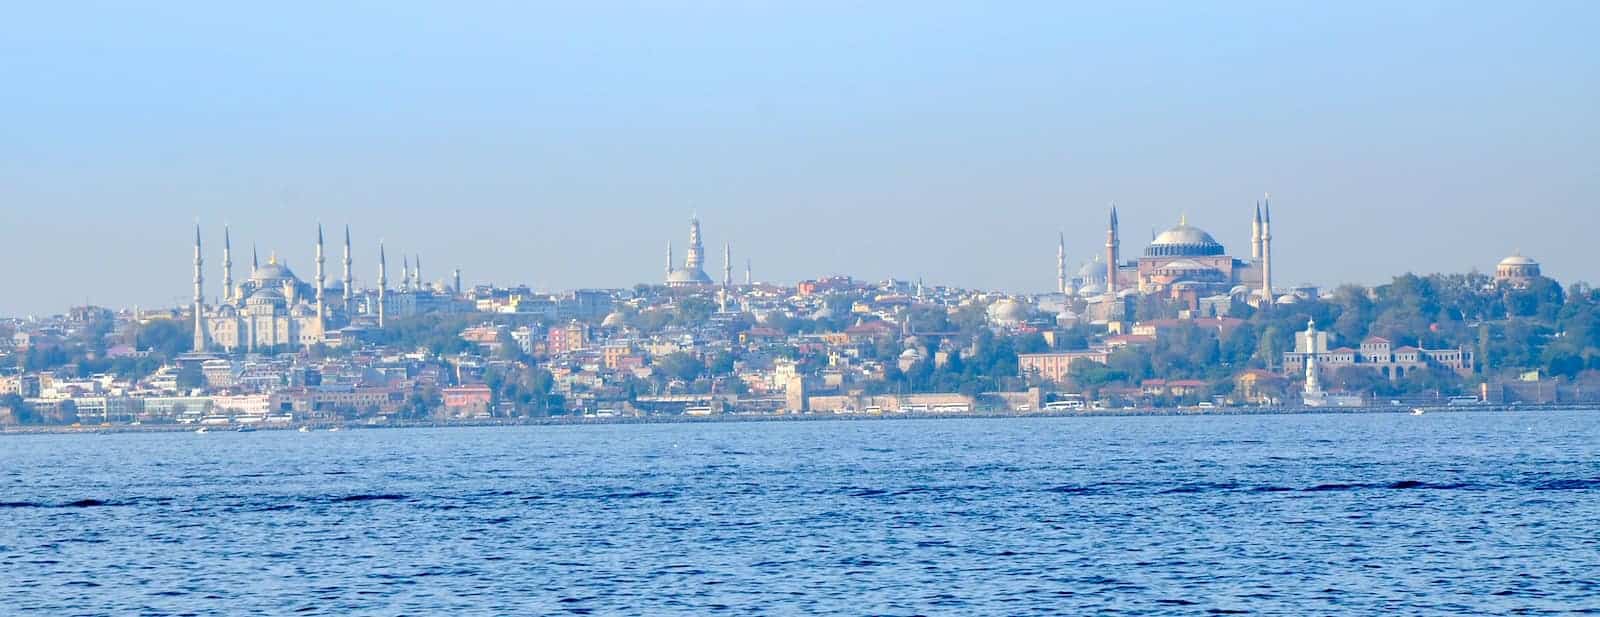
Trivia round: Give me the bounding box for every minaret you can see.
[251,244,259,277]
[315,224,326,329]
[341,225,354,314]
[665,241,674,276]
[1104,205,1120,299]
[685,216,705,273]
[745,258,752,286]
[400,255,410,292]
[452,268,462,296]
[377,243,388,328]
[1261,195,1274,304]
[723,242,732,287]
[192,224,206,352]
[414,255,422,290]
[221,225,234,304]
[1250,202,1263,260]
[1056,231,1067,295]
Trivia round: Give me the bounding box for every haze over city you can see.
[1,2,1595,315]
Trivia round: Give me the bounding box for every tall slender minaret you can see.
[452,268,461,296]
[413,255,422,290]
[1261,194,1274,304]
[400,255,410,292]
[314,224,326,330]
[1250,202,1263,260]
[745,258,752,286]
[1105,205,1120,299]
[1056,231,1067,295]
[193,224,206,352]
[251,243,259,277]
[665,241,674,276]
[341,225,354,314]
[221,225,234,304]
[722,242,732,287]
[377,243,388,327]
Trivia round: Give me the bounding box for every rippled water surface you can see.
[4,411,1599,615]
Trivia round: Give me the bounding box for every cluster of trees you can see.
[1059,272,1599,397]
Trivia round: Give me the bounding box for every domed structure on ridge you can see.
[1145,216,1225,257]
[1494,251,1541,287]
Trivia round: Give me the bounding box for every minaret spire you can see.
[401,255,410,292]
[414,254,422,290]
[251,243,259,276]
[221,225,234,303]
[666,241,674,276]
[1251,201,1263,260]
[377,242,388,328]
[723,242,732,287]
[1056,231,1067,295]
[342,225,354,314]
[315,223,326,335]
[745,258,752,286]
[1105,204,1120,300]
[1260,193,1274,304]
[193,223,206,352]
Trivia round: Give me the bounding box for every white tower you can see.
[1105,206,1120,299]
[342,225,354,314]
[1056,231,1068,295]
[1250,202,1263,260]
[192,224,206,352]
[1261,195,1274,303]
[221,225,233,303]
[1304,319,1321,395]
[315,224,326,330]
[377,243,388,328]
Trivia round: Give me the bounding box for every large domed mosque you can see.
[1061,198,1278,316]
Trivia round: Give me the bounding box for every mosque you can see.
[1057,199,1277,315]
[189,224,462,353]
[664,215,740,290]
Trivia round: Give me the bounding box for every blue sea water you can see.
[2,411,1598,616]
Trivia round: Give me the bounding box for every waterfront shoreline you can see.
[2,403,1587,435]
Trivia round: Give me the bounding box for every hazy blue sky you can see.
[1,1,1595,315]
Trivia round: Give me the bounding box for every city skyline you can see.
[3,2,1596,314]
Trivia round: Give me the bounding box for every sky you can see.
[1,1,1595,315]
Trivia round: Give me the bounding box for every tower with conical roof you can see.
[377,243,388,328]
[1261,195,1273,303]
[193,224,206,352]
[1104,205,1120,299]
[315,224,326,333]
[342,225,354,314]
[222,226,234,303]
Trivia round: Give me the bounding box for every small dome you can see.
[1498,254,1538,267]
[246,287,285,306]
[601,311,627,328]
[987,298,1032,325]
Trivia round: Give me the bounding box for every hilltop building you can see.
[665,215,715,288]
[1070,199,1277,312]
[1494,252,1542,288]
[189,224,463,353]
